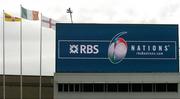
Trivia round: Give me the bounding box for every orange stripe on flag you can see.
[32,11,39,20]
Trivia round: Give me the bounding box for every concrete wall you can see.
[54,73,180,99]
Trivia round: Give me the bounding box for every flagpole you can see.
[2,10,6,99]
[67,8,73,23]
[70,12,73,23]
[39,13,42,99]
[20,4,23,99]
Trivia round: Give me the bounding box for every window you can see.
[118,84,128,92]
[132,84,142,92]
[107,84,117,92]
[80,83,83,92]
[94,83,104,92]
[167,83,178,92]
[83,84,93,92]
[142,84,153,92]
[75,84,80,92]
[58,84,63,92]
[69,84,74,92]
[153,83,156,92]
[63,84,68,92]
[155,83,166,92]
[129,83,131,92]
[58,83,178,93]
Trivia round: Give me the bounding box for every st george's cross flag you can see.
[42,15,57,30]
[21,6,39,20]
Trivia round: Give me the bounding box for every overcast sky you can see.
[0,0,180,76]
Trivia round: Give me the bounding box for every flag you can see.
[42,15,57,30]
[4,12,21,22]
[21,6,39,20]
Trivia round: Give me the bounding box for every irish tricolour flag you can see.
[21,7,39,20]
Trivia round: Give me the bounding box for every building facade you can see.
[55,24,179,99]
[0,75,53,99]
[54,73,180,99]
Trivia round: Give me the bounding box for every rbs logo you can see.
[69,44,99,54]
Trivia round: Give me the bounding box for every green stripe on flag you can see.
[21,7,27,19]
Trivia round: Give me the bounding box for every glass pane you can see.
[94,83,104,92]
[142,84,153,92]
[118,84,128,92]
[107,84,117,92]
[167,83,178,92]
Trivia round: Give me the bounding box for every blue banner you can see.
[56,24,179,72]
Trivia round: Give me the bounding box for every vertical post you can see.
[2,10,6,99]
[39,13,42,99]
[20,5,23,99]
[67,8,73,23]
[70,12,73,23]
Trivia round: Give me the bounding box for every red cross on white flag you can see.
[42,15,58,30]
